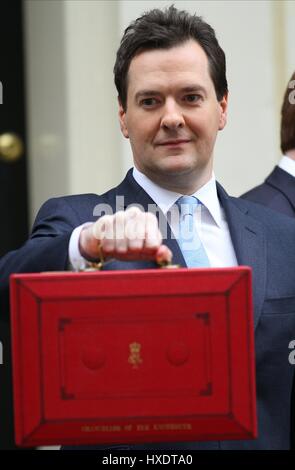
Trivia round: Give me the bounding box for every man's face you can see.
[119,40,228,192]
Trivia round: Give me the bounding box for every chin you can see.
[160,160,196,175]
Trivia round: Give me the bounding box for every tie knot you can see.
[176,196,199,217]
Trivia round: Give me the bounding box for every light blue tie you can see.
[176,196,210,268]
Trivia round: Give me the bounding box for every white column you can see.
[24,0,69,223]
[64,0,122,196]
[24,0,121,224]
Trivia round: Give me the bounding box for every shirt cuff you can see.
[68,222,93,271]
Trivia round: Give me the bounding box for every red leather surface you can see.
[10,267,257,446]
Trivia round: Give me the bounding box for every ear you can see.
[218,93,228,131]
[118,98,129,139]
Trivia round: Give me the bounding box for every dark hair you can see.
[114,5,228,110]
[281,71,295,154]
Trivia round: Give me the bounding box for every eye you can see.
[140,98,159,107]
[183,94,202,104]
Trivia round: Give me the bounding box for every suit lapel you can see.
[162,223,186,267]
[217,184,267,329]
[266,166,295,211]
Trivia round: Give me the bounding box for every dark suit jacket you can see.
[1,169,295,450]
[242,164,295,450]
[242,166,295,218]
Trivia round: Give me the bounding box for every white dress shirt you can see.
[278,155,295,178]
[69,168,238,270]
[132,167,237,268]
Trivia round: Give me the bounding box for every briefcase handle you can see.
[82,244,179,272]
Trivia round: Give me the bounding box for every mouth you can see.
[157,139,191,148]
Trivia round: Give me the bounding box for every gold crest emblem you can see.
[128,342,143,368]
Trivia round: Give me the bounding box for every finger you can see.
[155,245,173,265]
[124,206,143,221]
[93,215,115,254]
[113,211,127,253]
[144,212,162,250]
[125,209,145,251]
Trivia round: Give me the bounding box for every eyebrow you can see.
[180,85,207,95]
[134,85,207,101]
[135,90,161,101]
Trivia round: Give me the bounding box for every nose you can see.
[160,99,185,130]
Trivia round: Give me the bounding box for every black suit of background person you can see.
[243,71,295,217]
[242,71,295,449]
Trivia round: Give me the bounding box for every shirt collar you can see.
[132,167,222,228]
[278,155,295,178]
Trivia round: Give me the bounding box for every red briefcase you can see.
[10,267,257,446]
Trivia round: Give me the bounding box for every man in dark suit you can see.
[1,6,295,450]
[242,71,295,217]
[242,71,295,450]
